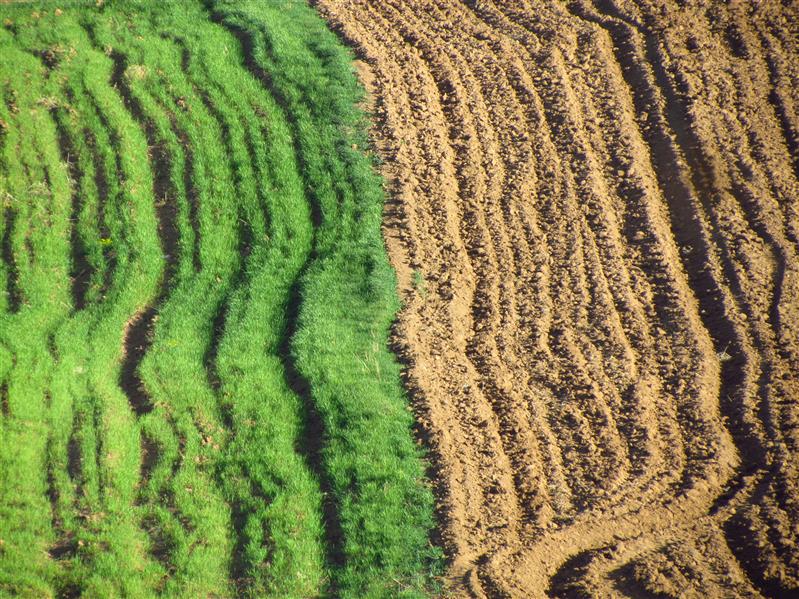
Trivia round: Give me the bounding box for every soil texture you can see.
[316,1,799,596]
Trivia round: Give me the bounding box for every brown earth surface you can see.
[316,1,799,596]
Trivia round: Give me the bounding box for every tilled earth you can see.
[316,1,799,596]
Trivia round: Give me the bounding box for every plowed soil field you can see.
[316,1,799,596]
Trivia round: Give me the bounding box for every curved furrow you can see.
[556,0,776,588]
[162,26,327,593]
[377,0,533,561]
[209,4,442,595]
[105,48,173,419]
[527,44,654,505]
[1,3,442,596]
[4,0,797,596]
[390,0,636,536]
[437,0,652,520]
[560,6,745,498]
[522,0,716,501]
[651,6,799,589]
[96,44,193,583]
[44,98,91,567]
[98,25,264,590]
[624,3,799,590]
[757,30,799,214]
[312,0,799,595]
[566,0,753,497]
[44,83,128,594]
[470,0,681,510]
[0,94,21,316]
[653,4,791,390]
[352,8,508,564]
[52,106,90,314]
[512,0,788,596]
[52,22,167,592]
[476,1,692,516]
[545,24,677,496]
[331,2,523,578]
[186,14,337,593]
[0,41,74,595]
[316,2,664,592]
[393,0,562,533]
[434,0,597,529]
[480,0,691,512]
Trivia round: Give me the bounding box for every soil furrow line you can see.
[1,205,19,313]
[419,0,562,532]
[442,0,643,521]
[0,93,22,314]
[758,31,799,191]
[331,2,528,585]
[477,0,679,507]
[380,0,534,545]
[632,0,799,574]
[569,0,759,502]
[550,5,720,496]
[440,0,589,530]
[478,4,680,504]
[317,1,799,595]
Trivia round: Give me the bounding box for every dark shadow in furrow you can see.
[108,49,179,416]
[51,106,91,311]
[172,129,201,274]
[69,69,121,300]
[725,23,750,60]
[548,548,600,599]
[46,429,78,561]
[204,212,251,393]
[0,382,8,417]
[571,1,785,595]
[181,140,202,274]
[2,205,20,313]
[0,95,18,314]
[280,273,346,578]
[730,179,788,348]
[205,5,344,580]
[173,39,250,397]
[137,433,159,496]
[227,479,275,592]
[609,560,663,599]
[166,37,279,585]
[66,417,83,493]
[761,37,799,215]
[166,38,203,275]
[722,488,787,599]
[82,125,115,299]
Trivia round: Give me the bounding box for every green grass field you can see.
[0,1,441,596]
